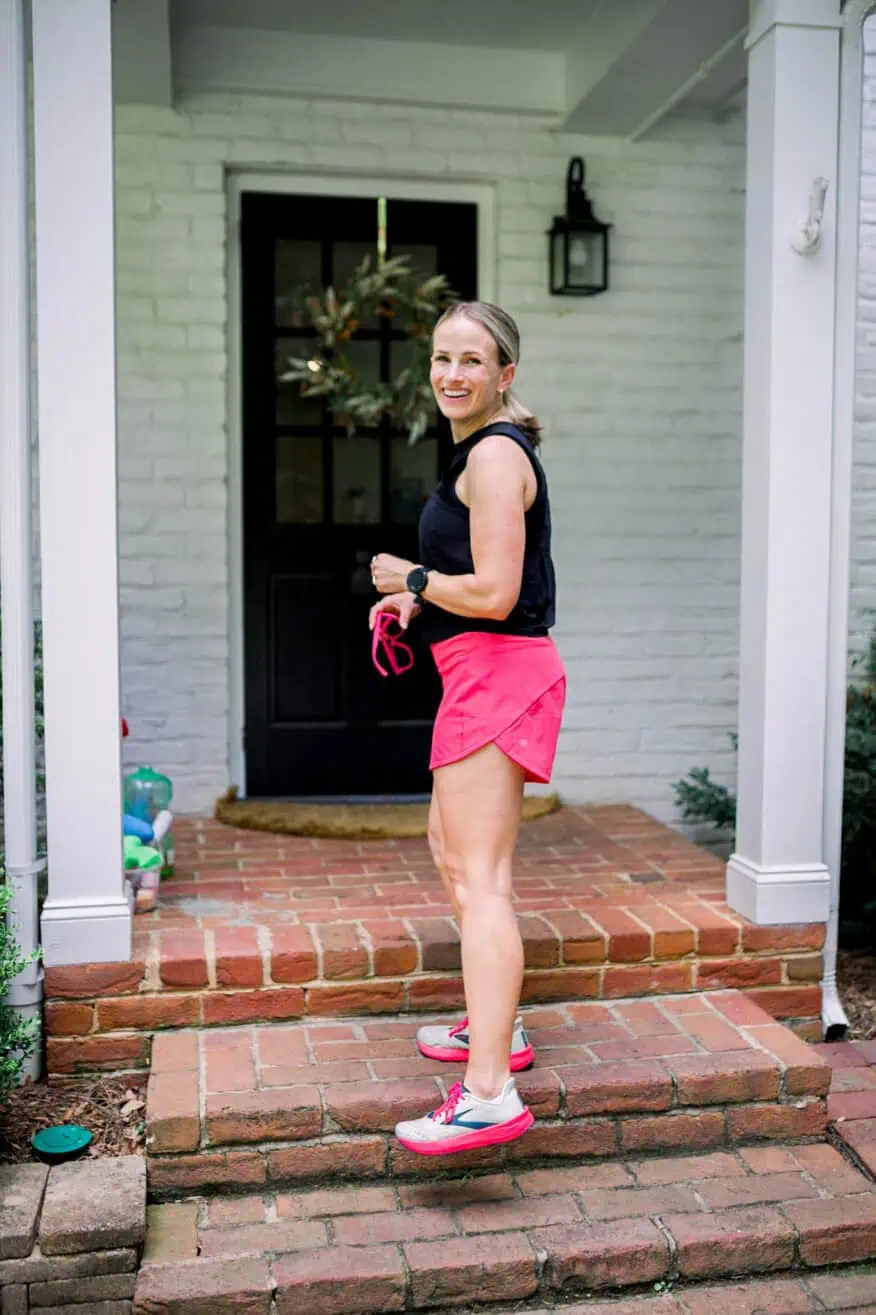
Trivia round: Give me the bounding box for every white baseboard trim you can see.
[41,893,133,966]
[725,854,831,926]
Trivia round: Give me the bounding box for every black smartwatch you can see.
[406,565,430,598]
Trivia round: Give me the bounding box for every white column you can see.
[0,0,43,1075]
[726,0,841,925]
[33,0,131,964]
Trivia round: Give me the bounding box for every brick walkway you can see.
[45,808,827,1076]
[140,1144,876,1311]
[816,1039,876,1178]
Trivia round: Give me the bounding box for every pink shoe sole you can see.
[396,1107,535,1156]
[417,1041,535,1072]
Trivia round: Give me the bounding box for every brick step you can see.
[44,808,830,1078]
[137,1144,876,1314]
[43,921,825,1078]
[145,990,832,1197]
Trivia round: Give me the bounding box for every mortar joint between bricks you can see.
[357,922,376,980]
[143,931,162,989]
[351,919,374,978]
[197,1029,208,1141]
[256,925,273,986]
[401,917,424,974]
[654,1214,680,1279]
[555,1071,569,1119]
[827,1127,876,1184]
[777,1203,804,1268]
[526,1232,549,1290]
[317,1090,332,1136]
[204,927,218,990]
[312,926,326,979]
[303,1021,316,1066]
[396,1235,414,1307]
[667,1069,680,1107]
[620,907,655,956]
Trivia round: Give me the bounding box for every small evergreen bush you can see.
[0,874,39,1098]
[673,641,876,947]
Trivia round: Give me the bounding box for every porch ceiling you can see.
[171,0,606,51]
[112,0,750,135]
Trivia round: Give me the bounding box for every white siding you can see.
[114,93,746,817]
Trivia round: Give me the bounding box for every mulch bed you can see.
[0,1075,147,1164]
[838,949,876,1040]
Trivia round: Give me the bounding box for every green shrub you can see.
[673,643,876,947]
[0,875,39,1098]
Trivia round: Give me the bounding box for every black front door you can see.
[241,192,478,796]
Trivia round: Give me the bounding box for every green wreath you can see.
[280,254,453,444]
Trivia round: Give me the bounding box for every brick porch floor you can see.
[44,807,826,1076]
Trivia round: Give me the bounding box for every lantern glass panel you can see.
[568,230,605,290]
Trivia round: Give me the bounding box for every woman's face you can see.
[430,315,516,437]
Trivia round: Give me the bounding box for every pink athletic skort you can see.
[429,632,566,783]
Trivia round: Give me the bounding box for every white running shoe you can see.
[395,1078,534,1156]
[416,1015,534,1072]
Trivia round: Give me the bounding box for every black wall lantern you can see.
[548,157,611,296]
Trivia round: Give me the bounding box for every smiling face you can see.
[430,314,516,441]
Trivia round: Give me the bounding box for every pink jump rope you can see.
[371,611,415,678]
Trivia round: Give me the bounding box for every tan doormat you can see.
[215,786,560,839]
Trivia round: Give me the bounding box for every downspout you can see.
[821,1,868,1041]
[0,0,44,1079]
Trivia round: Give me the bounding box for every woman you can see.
[369,301,565,1156]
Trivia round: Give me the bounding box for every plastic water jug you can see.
[124,766,172,822]
[124,766,174,876]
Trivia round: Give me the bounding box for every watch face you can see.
[408,567,427,594]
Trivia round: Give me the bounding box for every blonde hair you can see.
[434,301,543,448]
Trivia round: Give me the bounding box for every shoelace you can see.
[371,611,415,678]
[448,1017,469,1038]
[430,1081,465,1124]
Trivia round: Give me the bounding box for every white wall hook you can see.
[791,177,829,255]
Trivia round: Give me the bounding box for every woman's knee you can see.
[442,850,512,910]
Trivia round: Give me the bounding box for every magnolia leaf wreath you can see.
[280,254,454,444]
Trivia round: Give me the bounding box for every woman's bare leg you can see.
[426,792,463,925]
[433,744,525,1100]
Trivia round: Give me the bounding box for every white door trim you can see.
[225,170,497,795]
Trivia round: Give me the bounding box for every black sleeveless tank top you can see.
[417,421,557,645]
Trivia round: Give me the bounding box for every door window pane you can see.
[333,437,381,524]
[391,438,437,525]
[332,339,382,429]
[276,339,324,426]
[275,240,322,326]
[332,241,379,327]
[276,435,324,524]
[390,243,438,276]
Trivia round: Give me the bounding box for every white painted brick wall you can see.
[851,19,876,673]
[114,92,745,819]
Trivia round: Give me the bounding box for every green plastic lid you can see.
[32,1124,92,1162]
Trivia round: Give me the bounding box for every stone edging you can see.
[0,1158,145,1314]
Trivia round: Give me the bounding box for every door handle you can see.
[350,549,372,596]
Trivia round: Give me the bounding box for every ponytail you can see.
[503,389,543,450]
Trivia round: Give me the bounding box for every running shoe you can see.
[416,1015,534,1071]
[395,1078,534,1156]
